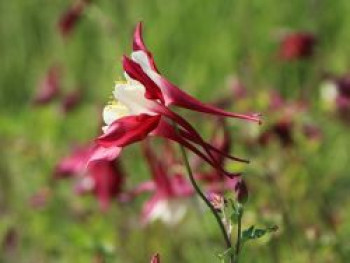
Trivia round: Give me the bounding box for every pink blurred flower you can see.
[229,76,247,101]
[279,32,316,61]
[269,90,286,110]
[335,75,350,98]
[2,228,18,254]
[334,76,350,121]
[151,253,160,263]
[61,89,82,113]
[215,76,247,108]
[33,65,60,105]
[259,120,294,147]
[58,0,89,37]
[54,145,91,179]
[76,160,125,211]
[302,124,322,141]
[29,187,51,209]
[207,192,225,211]
[132,141,193,225]
[90,22,259,180]
[320,75,350,122]
[55,144,125,210]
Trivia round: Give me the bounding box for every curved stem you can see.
[235,206,243,263]
[174,125,232,250]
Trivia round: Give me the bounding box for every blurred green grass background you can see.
[1,0,350,262]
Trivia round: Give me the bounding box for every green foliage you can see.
[241,225,278,245]
[1,0,350,262]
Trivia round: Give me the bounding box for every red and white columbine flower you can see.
[89,22,260,178]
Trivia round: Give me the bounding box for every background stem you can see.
[174,125,232,252]
[235,205,243,263]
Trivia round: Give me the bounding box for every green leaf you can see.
[241,225,278,244]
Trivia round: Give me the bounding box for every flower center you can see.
[102,76,158,132]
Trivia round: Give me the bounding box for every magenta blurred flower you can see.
[58,0,88,37]
[33,65,60,105]
[334,76,350,121]
[55,145,91,178]
[228,76,247,101]
[76,160,125,211]
[2,228,18,254]
[29,187,51,209]
[336,75,350,99]
[131,141,193,225]
[259,120,294,147]
[61,89,82,113]
[279,32,316,61]
[151,253,160,263]
[215,76,247,108]
[320,75,350,122]
[269,90,285,110]
[302,124,322,141]
[89,22,259,179]
[55,144,125,211]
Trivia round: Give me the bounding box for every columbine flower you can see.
[89,22,260,179]
[278,32,316,61]
[130,141,193,225]
[33,65,60,105]
[55,144,125,211]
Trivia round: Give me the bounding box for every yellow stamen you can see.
[115,79,127,85]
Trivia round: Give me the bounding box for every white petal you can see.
[131,50,153,71]
[113,82,158,116]
[102,125,109,133]
[130,51,166,102]
[103,103,130,126]
[80,176,95,191]
[148,199,188,226]
[320,81,338,104]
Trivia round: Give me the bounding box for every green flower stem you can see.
[235,205,243,263]
[174,125,232,253]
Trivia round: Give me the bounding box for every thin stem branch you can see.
[174,125,232,251]
[235,205,243,263]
